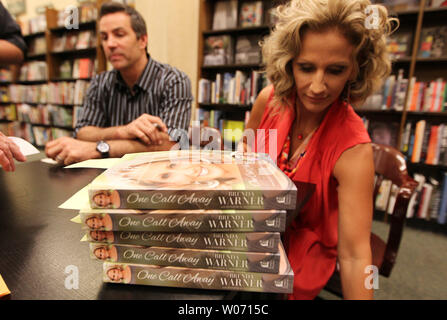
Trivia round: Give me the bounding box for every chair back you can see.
[371,143,418,277]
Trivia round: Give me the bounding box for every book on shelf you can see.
[266,7,279,26]
[76,31,95,50]
[411,120,426,163]
[102,241,293,293]
[27,37,47,56]
[418,26,447,58]
[53,30,95,52]
[427,0,447,8]
[375,179,393,211]
[235,35,262,65]
[387,31,412,60]
[203,35,234,66]
[90,243,281,273]
[402,122,447,166]
[223,119,245,143]
[198,70,267,106]
[52,35,67,53]
[376,0,419,11]
[19,62,48,81]
[59,61,73,79]
[60,59,95,80]
[19,15,46,36]
[88,150,298,210]
[239,1,263,28]
[86,231,281,253]
[56,4,98,27]
[0,104,16,121]
[47,104,74,127]
[64,32,79,51]
[78,208,286,233]
[212,0,238,30]
[406,173,426,219]
[368,121,399,148]
[0,68,12,83]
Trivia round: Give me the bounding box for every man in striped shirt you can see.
[45,2,192,165]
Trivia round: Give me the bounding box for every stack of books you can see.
[76,150,305,294]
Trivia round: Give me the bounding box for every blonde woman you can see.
[243,0,396,299]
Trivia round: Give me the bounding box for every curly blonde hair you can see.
[262,0,398,106]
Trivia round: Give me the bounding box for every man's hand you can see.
[0,132,26,172]
[45,137,99,166]
[117,114,168,145]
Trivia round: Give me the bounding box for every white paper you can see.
[64,158,121,169]
[8,137,40,156]
[41,158,59,165]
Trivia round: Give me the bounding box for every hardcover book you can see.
[203,36,234,66]
[239,1,263,27]
[234,35,262,64]
[418,27,447,58]
[88,150,297,210]
[79,208,286,232]
[102,241,293,293]
[212,0,238,30]
[86,231,281,253]
[90,243,281,273]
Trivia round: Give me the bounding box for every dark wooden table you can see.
[0,161,235,300]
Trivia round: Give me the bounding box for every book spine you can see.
[102,261,293,293]
[87,231,281,253]
[88,189,297,210]
[90,244,281,273]
[80,211,286,233]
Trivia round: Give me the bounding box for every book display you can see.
[0,2,106,148]
[64,150,311,294]
[360,0,447,229]
[197,0,281,150]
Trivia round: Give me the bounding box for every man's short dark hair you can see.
[99,2,147,39]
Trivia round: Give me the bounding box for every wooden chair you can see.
[324,143,418,297]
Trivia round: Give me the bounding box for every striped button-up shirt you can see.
[75,55,193,141]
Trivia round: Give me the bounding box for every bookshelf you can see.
[197,0,288,149]
[361,0,447,229]
[0,1,107,148]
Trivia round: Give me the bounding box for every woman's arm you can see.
[238,85,272,152]
[333,143,375,300]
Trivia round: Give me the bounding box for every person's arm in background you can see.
[0,132,26,172]
[0,3,26,65]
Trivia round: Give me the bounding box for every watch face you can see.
[97,142,110,153]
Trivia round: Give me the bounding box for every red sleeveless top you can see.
[255,89,371,299]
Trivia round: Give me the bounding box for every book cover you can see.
[368,121,399,148]
[90,243,281,273]
[79,208,286,233]
[418,27,447,58]
[387,31,412,59]
[239,1,263,27]
[235,35,262,64]
[212,0,238,30]
[86,231,281,253]
[102,241,293,293]
[203,36,233,66]
[88,150,298,210]
[411,120,426,163]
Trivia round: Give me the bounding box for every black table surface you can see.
[0,161,236,300]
